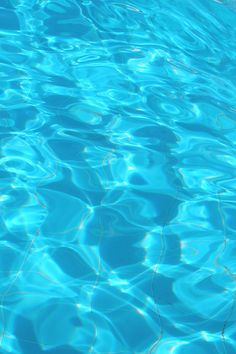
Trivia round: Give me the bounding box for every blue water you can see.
[0,0,236,353]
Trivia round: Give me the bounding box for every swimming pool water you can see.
[0,0,236,353]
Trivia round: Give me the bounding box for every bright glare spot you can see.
[0,195,7,202]
[135,307,145,316]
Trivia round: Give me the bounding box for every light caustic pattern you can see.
[0,0,236,353]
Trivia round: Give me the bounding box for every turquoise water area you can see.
[0,0,236,353]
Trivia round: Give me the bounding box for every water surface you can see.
[0,0,236,353]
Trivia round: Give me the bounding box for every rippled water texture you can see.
[0,0,236,353]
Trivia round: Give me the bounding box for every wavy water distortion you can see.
[0,0,236,353]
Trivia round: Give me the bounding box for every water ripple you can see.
[0,0,235,353]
